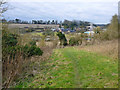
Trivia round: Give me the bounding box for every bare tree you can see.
[0,0,8,14]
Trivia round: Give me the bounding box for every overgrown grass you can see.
[13,47,118,88]
[78,39,118,59]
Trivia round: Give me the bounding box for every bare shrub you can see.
[2,50,26,88]
[52,38,59,48]
[2,28,43,88]
[78,39,118,59]
[95,14,118,41]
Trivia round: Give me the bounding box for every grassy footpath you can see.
[14,47,118,88]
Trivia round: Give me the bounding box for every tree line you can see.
[62,19,91,29]
[2,18,96,27]
[2,19,61,24]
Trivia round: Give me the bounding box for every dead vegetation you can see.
[77,39,118,59]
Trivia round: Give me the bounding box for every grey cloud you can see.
[3,1,118,24]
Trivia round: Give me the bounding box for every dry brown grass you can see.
[77,39,118,59]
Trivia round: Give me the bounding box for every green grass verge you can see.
[13,47,118,88]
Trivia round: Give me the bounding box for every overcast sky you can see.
[3,0,119,24]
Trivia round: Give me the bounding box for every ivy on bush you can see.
[2,32,18,47]
[2,30,43,61]
[23,45,43,57]
[57,32,67,46]
[29,41,36,46]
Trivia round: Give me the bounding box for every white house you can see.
[86,23,96,31]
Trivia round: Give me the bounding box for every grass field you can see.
[31,32,43,36]
[13,47,118,88]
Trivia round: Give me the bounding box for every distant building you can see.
[86,23,96,31]
[58,28,76,33]
[84,31,95,36]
